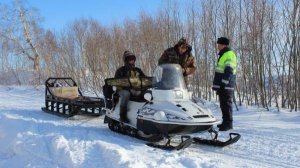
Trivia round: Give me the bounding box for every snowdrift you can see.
[0,86,299,168]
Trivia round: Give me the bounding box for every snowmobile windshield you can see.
[153,64,187,90]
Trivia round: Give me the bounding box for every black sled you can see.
[41,77,106,117]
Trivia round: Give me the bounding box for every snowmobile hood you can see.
[139,101,217,124]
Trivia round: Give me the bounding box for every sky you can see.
[1,0,165,31]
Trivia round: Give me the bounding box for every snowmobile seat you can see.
[128,89,152,102]
[104,89,145,110]
[129,94,147,102]
[42,77,105,117]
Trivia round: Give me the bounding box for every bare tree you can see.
[1,0,299,111]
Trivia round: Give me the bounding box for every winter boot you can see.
[218,121,233,131]
[217,123,223,128]
[120,106,129,123]
[217,121,227,128]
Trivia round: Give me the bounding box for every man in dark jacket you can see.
[115,50,145,123]
[158,37,196,85]
[212,37,237,131]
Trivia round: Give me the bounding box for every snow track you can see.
[0,86,300,168]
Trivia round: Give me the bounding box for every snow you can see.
[0,86,300,168]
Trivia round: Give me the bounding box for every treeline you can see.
[0,0,299,111]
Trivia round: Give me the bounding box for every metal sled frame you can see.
[41,77,105,117]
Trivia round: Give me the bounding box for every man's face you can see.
[178,45,187,55]
[126,55,136,65]
[217,43,226,51]
[128,59,135,65]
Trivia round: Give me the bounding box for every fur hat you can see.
[217,37,230,45]
[176,37,189,47]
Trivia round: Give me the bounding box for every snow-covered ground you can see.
[0,86,299,168]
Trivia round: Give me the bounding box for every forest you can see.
[0,0,299,111]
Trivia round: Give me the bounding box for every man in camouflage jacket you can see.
[115,50,145,123]
[158,37,196,85]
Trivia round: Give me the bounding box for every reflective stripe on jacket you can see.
[212,48,237,90]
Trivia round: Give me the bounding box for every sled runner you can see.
[41,77,105,117]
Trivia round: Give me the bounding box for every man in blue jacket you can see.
[212,37,237,131]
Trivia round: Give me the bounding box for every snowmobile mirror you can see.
[144,92,152,102]
[112,86,117,92]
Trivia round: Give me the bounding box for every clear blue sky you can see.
[1,0,165,31]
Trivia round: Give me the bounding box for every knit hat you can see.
[123,50,136,62]
[217,37,230,45]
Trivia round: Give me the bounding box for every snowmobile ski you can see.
[193,129,241,147]
[147,136,193,150]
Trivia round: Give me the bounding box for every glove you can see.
[187,45,192,53]
[220,85,225,90]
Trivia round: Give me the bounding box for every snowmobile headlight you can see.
[174,90,183,99]
[154,111,168,121]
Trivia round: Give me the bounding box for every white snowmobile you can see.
[103,64,240,150]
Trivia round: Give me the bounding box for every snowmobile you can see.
[103,64,240,150]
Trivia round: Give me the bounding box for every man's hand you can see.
[182,68,187,76]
